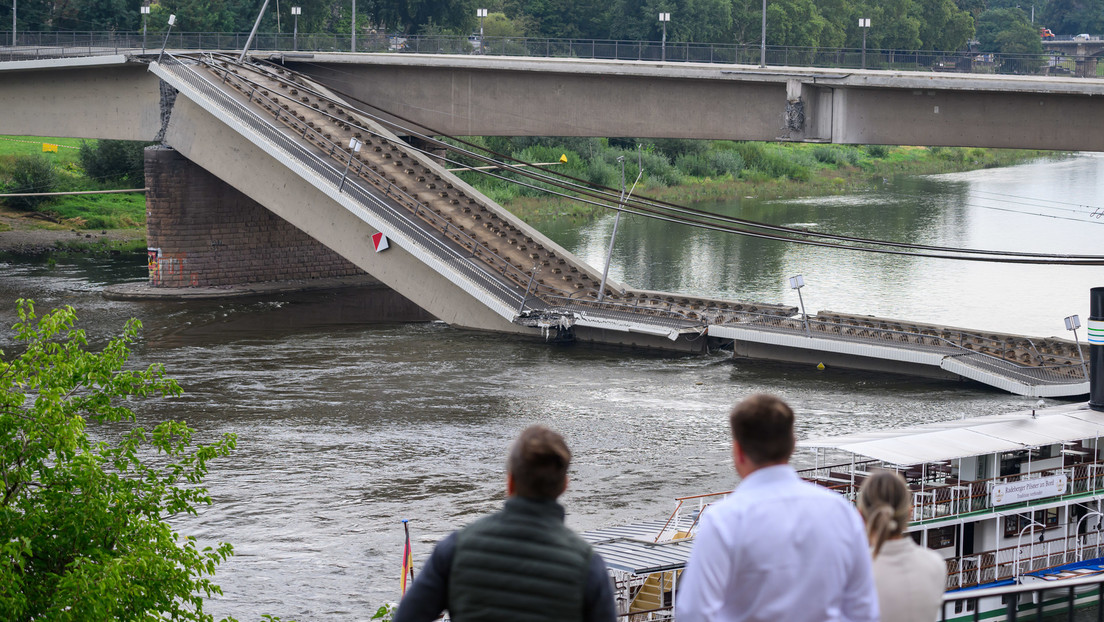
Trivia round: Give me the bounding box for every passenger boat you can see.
[583,399,1104,621]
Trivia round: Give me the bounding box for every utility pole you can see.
[292,7,300,51]
[659,12,670,62]
[141,4,149,53]
[760,0,767,67]
[12,0,16,47]
[351,0,356,52]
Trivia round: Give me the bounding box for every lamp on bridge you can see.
[340,137,364,192]
[759,0,766,67]
[291,7,301,51]
[859,18,871,69]
[140,5,150,53]
[788,275,811,337]
[1066,314,1089,380]
[659,12,670,62]
[477,8,487,55]
[158,14,176,64]
[11,0,15,48]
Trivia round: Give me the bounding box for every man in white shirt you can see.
[675,394,879,622]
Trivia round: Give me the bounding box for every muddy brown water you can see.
[0,155,1100,620]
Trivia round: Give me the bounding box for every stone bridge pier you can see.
[132,146,433,322]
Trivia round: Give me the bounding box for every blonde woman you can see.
[857,470,946,622]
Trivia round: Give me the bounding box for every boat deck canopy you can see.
[800,402,1104,466]
[580,516,697,545]
[591,538,694,574]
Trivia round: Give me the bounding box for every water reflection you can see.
[537,155,1104,336]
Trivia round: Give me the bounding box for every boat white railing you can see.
[943,529,1104,590]
[799,456,1104,524]
[654,491,730,543]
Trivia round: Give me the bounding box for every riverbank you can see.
[0,209,145,254]
[491,145,1060,223]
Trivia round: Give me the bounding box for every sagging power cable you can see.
[230,55,1104,265]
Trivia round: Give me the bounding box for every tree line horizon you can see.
[3,0,1101,57]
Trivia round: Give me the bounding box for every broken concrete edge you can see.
[102,274,384,301]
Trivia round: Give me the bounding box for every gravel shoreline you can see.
[0,228,145,254]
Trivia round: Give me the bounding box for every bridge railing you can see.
[154,53,532,317]
[729,310,1085,384]
[3,30,1101,77]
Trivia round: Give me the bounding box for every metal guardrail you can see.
[543,294,700,330]
[4,30,1104,78]
[728,310,1085,385]
[940,570,1104,621]
[156,54,530,315]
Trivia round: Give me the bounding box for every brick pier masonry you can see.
[105,147,434,323]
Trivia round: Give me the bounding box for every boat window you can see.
[1003,510,1058,537]
[1034,445,1056,459]
[1000,451,1025,476]
[928,525,956,549]
[976,454,992,480]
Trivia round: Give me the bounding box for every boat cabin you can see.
[799,401,1104,591]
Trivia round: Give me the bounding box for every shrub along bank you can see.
[0,136,148,230]
[448,137,1056,223]
[0,135,1055,235]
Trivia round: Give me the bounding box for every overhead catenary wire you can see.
[228,55,1104,265]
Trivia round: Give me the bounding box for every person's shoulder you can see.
[918,542,947,569]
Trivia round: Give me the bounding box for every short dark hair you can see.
[507,425,572,500]
[728,394,795,465]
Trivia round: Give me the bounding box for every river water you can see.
[3,154,1103,620]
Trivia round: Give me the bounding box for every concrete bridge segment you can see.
[286,53,1104,151]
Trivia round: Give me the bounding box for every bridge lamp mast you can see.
[760,0,766,66]
[351,0,356,52]
[1066,314,1089,380]
[11,0,15,47]
[788,275,810,337]
[859,18,870,69]
[140,5,150,53]
[158,14,176,63]
[659,12,670,62]
[291,7,300,51]
[477,8,487,55]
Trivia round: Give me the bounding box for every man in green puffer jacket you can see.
[394,425,616,622]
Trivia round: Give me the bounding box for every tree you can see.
[916,0,974,50]
[976,7,1043,53]
[1041,0,1104,35]
[0,301,237,621]
[5,155,57,211]
[79,140,150,185]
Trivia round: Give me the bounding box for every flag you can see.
[401,520,414,595]
[42,143,58,153]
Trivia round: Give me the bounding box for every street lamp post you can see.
[659,12,670,62]
[477,8,487,55]
[140,5,150,53]
[158,14,176,63]
[859,18,871,69]
[788,275,810,337]
[291,6,301,51]
[351,0,356,52]
[1067,314,1090,381]
[760,0,767,67]
[12,0,16,47]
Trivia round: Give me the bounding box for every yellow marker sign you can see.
[42,143,58,153]
[559,154,568,163]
